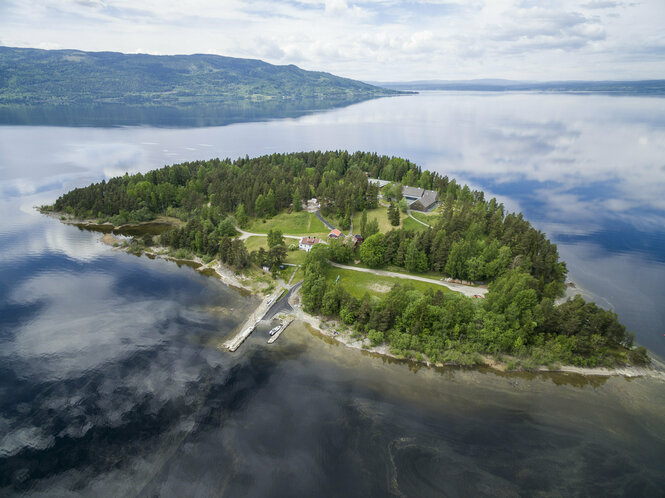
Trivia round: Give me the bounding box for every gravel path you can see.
[329,262,487,297]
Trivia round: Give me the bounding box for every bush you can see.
[173,248,191,259]
[628,346,650,365]
[368,329,384,346]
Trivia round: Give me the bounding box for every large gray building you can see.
[402,185,438,211]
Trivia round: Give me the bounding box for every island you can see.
[42,151,652,372]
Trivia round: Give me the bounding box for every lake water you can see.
[1,92,664,495]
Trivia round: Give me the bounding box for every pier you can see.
[268,317,294,344]
[222,282,302,352]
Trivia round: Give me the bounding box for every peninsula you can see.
[43,151,651,371]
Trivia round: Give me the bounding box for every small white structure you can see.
[299,236,319,252]
[307,198,320,209]
[368,178,391,188]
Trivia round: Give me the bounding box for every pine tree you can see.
[388,201,400,226]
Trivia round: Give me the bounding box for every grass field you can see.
[244,235,309,266]
[323,266,451,298]
[284,249,307,265]
[243,235,269,252]
[351,207,398,234]
[410,211,439,225]
[248,211,328,237]
[402,216,429,231]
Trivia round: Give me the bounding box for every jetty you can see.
[268,317,294,344]
[222,289,282,352]
[222,282,302,352]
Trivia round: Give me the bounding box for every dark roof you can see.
[402,186,424,198]
[410,190,438,211]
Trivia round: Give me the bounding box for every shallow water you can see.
[1,92,664,495]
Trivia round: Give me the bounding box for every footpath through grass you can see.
[351,206,428,234]
[323,266,451,298]
[410,210,438,225]
[402,216,429,231]
[247,211,328,237]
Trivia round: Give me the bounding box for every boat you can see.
[269,324,282,336]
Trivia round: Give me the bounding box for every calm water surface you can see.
[1,92,664,495]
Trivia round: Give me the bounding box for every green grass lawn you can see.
[351,207,430,234]
[292,266,305,284]
[247,211,328,237]
[402,216,429,231]
[323,266,451,298]
[284,249,308,265]
[351,207,400,234]
[244,235,269,252]
[244,235,308,265]
[410,210,438,225]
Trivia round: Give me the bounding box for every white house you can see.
[299,236,319,252]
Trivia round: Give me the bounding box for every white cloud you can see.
[0,0,664,80]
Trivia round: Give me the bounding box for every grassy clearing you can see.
[248,211,328,237]
[278,266,295,283]
[244,235,269,252]
[410,211,438,225]
[284,249,307,265]
[351,207,398,234]
[402,216,429,231]
[292,266,305,283]
[323,266,451,298]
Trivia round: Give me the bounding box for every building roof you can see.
[402,186,425,198]
[328,229,342,237]
[410,190,438,211]
[300,237,319,245]
[368,178,391,188]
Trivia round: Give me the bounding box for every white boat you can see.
[269,325,282,336]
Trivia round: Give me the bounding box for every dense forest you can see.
[0,46,399,107]
[302,245,646,367]
[48,150,648,367]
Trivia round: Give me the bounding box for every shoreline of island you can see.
[47,211,665,381]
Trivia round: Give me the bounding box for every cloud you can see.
[0,0,664,80]
[582,1,622,9]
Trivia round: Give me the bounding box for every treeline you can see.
[302,245,648,368]
[50,151,565,291]
[158,217,250,270]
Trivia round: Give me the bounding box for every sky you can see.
[1,0,664,81]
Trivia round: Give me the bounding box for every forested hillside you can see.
[0,46,398,106]
[47,151,648,368]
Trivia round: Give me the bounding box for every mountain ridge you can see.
[0,46,401,107]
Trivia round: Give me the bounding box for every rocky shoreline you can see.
[53,211,665,381]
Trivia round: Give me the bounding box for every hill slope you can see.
[0,46,399,106]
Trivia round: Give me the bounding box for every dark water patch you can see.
[0,97,376,128]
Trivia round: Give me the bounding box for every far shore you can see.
[51,210,665,381]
